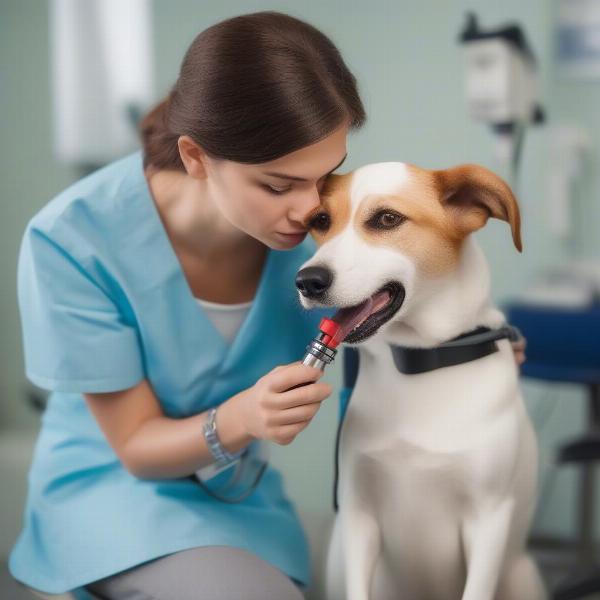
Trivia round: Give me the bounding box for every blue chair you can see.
[506,301,600,600]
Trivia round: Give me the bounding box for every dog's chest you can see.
[345,340,519,451]
[339,341,522,501]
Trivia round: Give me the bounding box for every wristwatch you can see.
[202,407,244,466]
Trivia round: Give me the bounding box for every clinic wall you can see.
[551,72,600,260]
[0,1,78,429]
[0,0,596,543]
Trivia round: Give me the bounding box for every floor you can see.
[1,560,36,600]
[2,548,600,599]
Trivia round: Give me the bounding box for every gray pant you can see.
[85,546,305,600]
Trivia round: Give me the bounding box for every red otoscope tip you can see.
[319,317,343,349]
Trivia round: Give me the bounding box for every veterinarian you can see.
[9,11,527,600]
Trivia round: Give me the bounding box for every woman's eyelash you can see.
[263,184,292,195]
[262,174,329,195]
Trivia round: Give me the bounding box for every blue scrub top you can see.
[9,150,331,596]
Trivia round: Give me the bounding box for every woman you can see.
[10,11,526,600]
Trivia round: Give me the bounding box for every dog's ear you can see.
[433,164,522,252]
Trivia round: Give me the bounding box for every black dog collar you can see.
[390,324,523,375]
[333,323,523,512]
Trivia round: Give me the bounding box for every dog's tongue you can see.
[332,289,391,343]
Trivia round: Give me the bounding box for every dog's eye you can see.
[309,212,330,231]
[368,210,407,230]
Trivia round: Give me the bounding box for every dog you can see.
[295,162,547,600]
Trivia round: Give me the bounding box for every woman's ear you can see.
[177,135,209,179]
[433,163,522,252]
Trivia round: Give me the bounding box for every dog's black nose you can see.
[295,266,333,298]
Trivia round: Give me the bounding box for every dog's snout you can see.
[295,266,333,298]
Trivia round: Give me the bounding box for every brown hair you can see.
[139,11,366,170]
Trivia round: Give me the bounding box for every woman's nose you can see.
[290,188,321,223]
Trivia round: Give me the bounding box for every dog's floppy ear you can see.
[433,164,522,252]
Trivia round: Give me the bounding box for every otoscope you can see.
[283,317,344,392]
[302,317,344,369]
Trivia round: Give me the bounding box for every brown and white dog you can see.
[295,162,547,600]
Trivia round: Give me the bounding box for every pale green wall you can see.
[1,0,598,541]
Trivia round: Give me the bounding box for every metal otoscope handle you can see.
[287,318,341,389]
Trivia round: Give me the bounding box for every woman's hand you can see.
[511,335,527,366]
[238,361,333,446]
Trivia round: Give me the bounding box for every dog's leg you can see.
[342,504,381,600]
[495,553,547,600]
[325,515,346,600]
[460,498,514,600]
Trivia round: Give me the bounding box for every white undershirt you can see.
[195,297,253,345]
